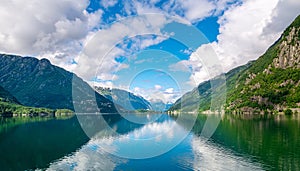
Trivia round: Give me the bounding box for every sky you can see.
[0,0,299,103]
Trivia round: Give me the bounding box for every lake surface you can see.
[0,113,299,170]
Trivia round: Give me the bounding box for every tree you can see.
[284,109,293,115]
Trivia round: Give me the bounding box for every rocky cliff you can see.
[169,15,300,114]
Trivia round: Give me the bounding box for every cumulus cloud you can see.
[216,0,300,70]
[173,0,300,86]
[88,80,114,88]
[215,0,280,68]
[0,0,102,69]
[263,0,300,37]
[169,43,218,86]
[132,85,181,103]
[169,60,191,72]
[154,84,162,90]
[100,0,118,9]
[74,15,171,81]
[177,0,215,22]
[130,0,237,23]
[180,48,193,55]
[165,88,174,94]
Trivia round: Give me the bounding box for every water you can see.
[0,114,299,170]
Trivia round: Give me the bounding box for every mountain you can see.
[150,100,166,111]
[169,62,251,112]
[150,100,173,112]
[0,54,119,113]
[169,15,300,114]
[0,85,72,116]
[225,15,300,114]
[94,87,152,111]
[0,85,19,104]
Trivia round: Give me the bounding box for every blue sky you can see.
[0,0,299,103]
[87,0,220,42]
[84,0,224,102]
[91,17,216,102]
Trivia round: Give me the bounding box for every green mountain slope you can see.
[0,85,19,104]
[94,87,152,111]
[169,15,300,114]
[169,62,252,112]
[227,15,300,113]
[0,85,72,116]
[0,54,119,113]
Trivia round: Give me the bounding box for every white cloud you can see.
[214,0,238,15]
[138,36,166,49]
[165,88,174,94]
[97,73,119,81]
[188,43,223,86]
[216,0,300,70]
[100,0,118,9]
[134,1,165,15]
[154,84,162,90]
[132,86,181,103]
[169,60,191,72]
[170,43,217,86]
[116,35,167,59]
[0,0,102,70]
[178,0,215,22]
[129,0,238,24]
[88,80,114,88]
[74,15,171,81]
[175,0,300,86]
[263,0,300,37]
[215,0,280,70]
[180,48,193,55]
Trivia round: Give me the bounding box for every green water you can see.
[193,114,300,170]
[0,114,299,170]
[0,116,89,170]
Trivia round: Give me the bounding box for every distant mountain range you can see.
[169,15,300,114]
[94,87,152,111]
[94,87,174,112]
[150,99,172,112]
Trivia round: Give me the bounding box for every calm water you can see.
[0,114,299,170]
